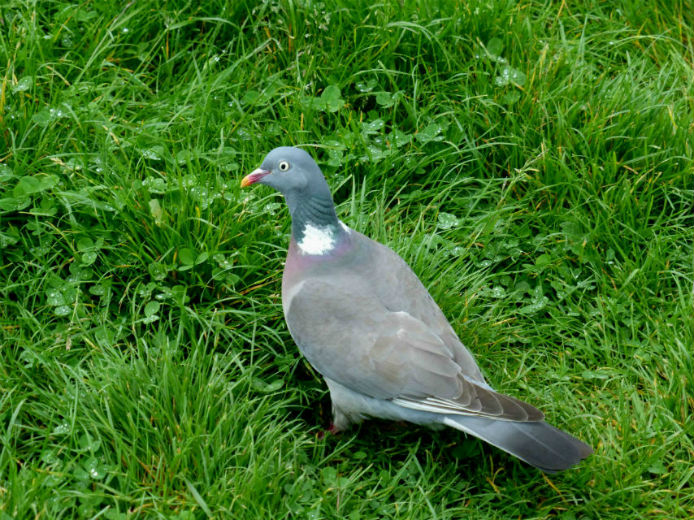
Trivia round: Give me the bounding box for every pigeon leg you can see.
[317,423,341,440]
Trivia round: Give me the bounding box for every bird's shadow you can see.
[290,364,588,487]
[309,391,545,481]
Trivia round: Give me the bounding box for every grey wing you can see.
[285,276,543,422]
[353,233,488,385]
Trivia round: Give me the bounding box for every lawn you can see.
[1,0,692,518]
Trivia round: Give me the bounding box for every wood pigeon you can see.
[241,146,593,472]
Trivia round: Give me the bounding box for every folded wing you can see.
[285,277,543,422]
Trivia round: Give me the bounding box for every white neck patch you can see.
[297,221,350,255]
[298,223,337,255]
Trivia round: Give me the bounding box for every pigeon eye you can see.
[278,161,290,172]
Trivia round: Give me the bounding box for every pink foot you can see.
[317,423,340,439]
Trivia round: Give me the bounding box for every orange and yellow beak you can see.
[240,168,270,188]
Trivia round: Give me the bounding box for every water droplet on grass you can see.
[391,129,412,148]
[363,145,388,162]
[53,423,71,435]
[437,212,460,229]
[12,76,33,93]
[89,284,106,296]
[489,286,506,298]
[264,202,282,214]
[361,119,384,134]
[54,305,71,316]
[141,148,162,161]
[356,79,377,92]
[84,458,107,480]
[416,122,445,144]
[47,289,65,306]
[81,251,97,265]
[144,301,160,318]
[235,128,252,141]
[143,177,167,194]
[41,449,60,465]
[495,66,526,87]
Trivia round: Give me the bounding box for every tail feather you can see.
[444,416,592,472]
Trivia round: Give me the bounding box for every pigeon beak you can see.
[241,168,270,188]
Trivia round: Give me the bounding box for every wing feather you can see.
[285,277,543,422]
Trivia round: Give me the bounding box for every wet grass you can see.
[1,0,693,518]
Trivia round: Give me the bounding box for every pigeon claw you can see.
[317,423,340,440]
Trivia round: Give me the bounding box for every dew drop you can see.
[53,423,71,435]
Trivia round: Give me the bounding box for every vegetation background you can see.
[1,0,692,518]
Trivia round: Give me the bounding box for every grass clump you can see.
[1,0,692,518]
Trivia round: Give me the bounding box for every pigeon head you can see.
[241,146,343,247]
[241,147,333,208]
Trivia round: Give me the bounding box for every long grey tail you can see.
[443,416,593,472]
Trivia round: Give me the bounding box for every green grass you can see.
[1,0,692,517]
